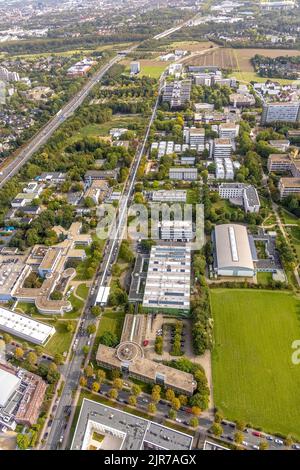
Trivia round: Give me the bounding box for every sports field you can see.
[211,289,300,439]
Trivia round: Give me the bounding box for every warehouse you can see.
[213,224,255,277]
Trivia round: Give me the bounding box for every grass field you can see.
[44,320,76,357]
[121,58,166,78]
[211,289,300,439]
[256,272,273,285]
[76,283,90,300]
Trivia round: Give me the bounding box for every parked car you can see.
[252,431,261,437]
[275,439,284,445]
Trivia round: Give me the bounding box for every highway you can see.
[0,54,122,189]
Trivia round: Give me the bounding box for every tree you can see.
[109,388,118,400]
[27,351,37,366]
[85,365,94,378]
[82,345,89,356]
[66,321,75,333]
[99,331,118,347]
[96,369,106,383]
[259,440,269,450]
[234,432,243,444]
[3,333,12,344]
[165,388,175,402]
[147,403,157,415]
[191,406,201,417]
[91,306,101,317]
[128,395,137,407]
[54,353,63,365]
[189,417,199,428]
[131,384,142,397]
[236,420,246,431]
[92,381,100,393]
[284,435,293,447]
[17,433,30,450]
[151,390,161,403]
[211,422,223,437]
[168,409,177,420]
[178,395,188,407]
[35,346,44,357]
[15,347,24,360]
[113,378,123,390]
[87,324,96,335]
[79,376,87,387]
[47,362,60,384]
[214,410,224,423]
[171,397,181,411]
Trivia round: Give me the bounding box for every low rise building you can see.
[0,306,55,345]
[150,190,187,202]
[142,244,191,315]
[169,167,198,181]
[158,220,193,241]
[0,363,47,430]
[213,224,255,277]
[71,399,193,450]
[218,183,261,213]
[279,177,300,198]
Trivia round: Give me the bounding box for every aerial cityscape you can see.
[0,0,300,457]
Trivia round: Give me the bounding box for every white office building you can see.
[159,220,193,241]
[219,183,261,213]
[185,127,205,146]
[219,123,239,139]
[169,168,198,181]
[213,138,232,159]
[151,190,187,203]
[261,102,300,124]
[130,62,140,74]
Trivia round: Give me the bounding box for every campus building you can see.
[158,220,193,241]
[162,80,192,109]
[213,224,255,277]
[279,177,300,198]
[0,307,55,345]
[169,167,198,181]
[96,314,197,395]
[261,102,300,124]
[130,61,140,74]
[218,183,261,213]
[218,123,239,139]
[0,363,47,430]
[71,399,193,450]
[213,139,232,159]
[150,190,187,203]
[142,244,191,315]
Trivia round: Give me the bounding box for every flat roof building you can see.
[213,224,255,277]
[0,363,47,429]
[218,183,260,213]
[169,167,198,181]
[142,244,191,315]
[261,101,300,124]
[279,177,300,198]
[267,153,291,172]
[158,220,193,241]
[213,138,232,159]
[162,80,192,109]
[0,306,55,345]
[71,399,193,450]
[150,190,187,203]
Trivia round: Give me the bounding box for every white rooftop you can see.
[0,368,20,407]
[0,307,55,345]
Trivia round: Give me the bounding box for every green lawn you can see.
[92,310,125,358]
[76,283,90,300]
[44,320,77,357]
[97,310,125,338]
[211,289,300,439]
[140,64,166,78]
[68,294,84,317]
[230,71,297,85]
[282,209,299,225]
[256,272,273,285]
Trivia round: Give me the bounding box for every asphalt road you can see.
[44,73,165,451]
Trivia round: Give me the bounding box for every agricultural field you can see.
[211,289,300,440]
[186,47,300,84]
[165,40,213,52]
